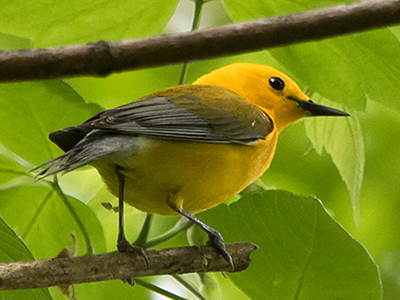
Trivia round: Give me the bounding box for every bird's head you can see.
[193,63,349,132]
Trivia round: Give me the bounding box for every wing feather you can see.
[79,84,272,144]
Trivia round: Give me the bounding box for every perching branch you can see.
[0,0,400,82]
[0,243,257,290]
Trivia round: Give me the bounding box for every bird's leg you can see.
[167,196,234,270]
[116,166,149,268]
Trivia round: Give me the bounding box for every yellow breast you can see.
[92,132,278,215]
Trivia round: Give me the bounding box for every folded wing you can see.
[35,84,273,177]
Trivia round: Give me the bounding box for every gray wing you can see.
[81,84,272,143]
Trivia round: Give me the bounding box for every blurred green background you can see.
[0,0,399,299]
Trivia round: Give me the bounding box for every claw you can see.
[207,232,234,271]
[122,277,136,286]
[118,237,149,268]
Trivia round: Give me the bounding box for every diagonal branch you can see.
[0,243,257,290]
[0,0,399,82]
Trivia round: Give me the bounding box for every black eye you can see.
[269,77,285,91]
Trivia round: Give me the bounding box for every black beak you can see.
[296,100,350,117]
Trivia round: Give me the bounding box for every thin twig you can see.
[177,0,206,85]
[0,0,399,82]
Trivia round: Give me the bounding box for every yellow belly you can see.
[92,134,277,215]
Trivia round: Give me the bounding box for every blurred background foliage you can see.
[0,0,399,299]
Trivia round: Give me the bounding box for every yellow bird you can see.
[35,63,349,268]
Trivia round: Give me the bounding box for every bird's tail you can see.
[32,131,140,180]
[31,151,87,180]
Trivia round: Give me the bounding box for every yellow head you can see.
[193,63,348,132]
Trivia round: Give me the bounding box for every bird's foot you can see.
[207,231,234,271]
[118,237,149,268]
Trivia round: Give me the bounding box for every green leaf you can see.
[222,0,356,21]
[0,80,102,166]
[0,216,34,263]
[349,30,400,111]
[0,185,105,259]
[0,0,180,47]
[199,190,381,300]
[304,95,364,221]
[0,31,32,50]
[0,216,52,299]
[390,26,400,39]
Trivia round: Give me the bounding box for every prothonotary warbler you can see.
[34,63,349,269]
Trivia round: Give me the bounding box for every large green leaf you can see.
[0,80,101,166]
[304,95,364,221]
[348,30,400,111]
[0,0,180,47]
[222,0,400,112]
[0,185,105,259]
[270,38,367,110]
[199,190,381,300]
[0,217,52,299]
[270,30,400,111]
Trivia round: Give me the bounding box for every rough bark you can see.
[0,243,257,290]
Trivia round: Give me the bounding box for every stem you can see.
[178,0,206,85]
[172,275,207,300]
[133,214,153,248]
[135,279,188,300]
[191,0,205,31]
[146,218,193,248]
[51,179,93,255]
